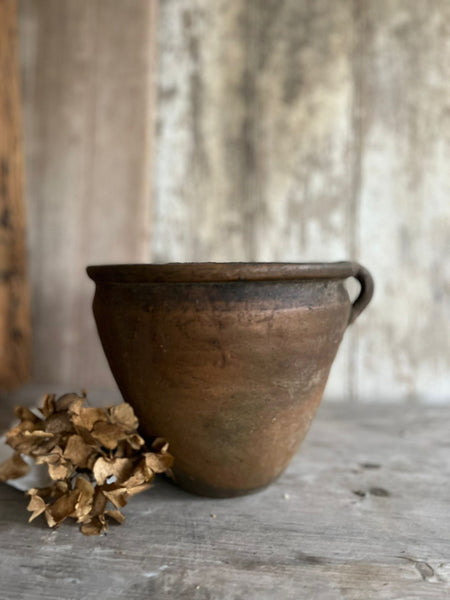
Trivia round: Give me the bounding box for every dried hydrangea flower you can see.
[0,392,173,536]
[0,452,30,481]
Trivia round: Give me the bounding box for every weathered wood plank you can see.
[0,0,31,389]
[0,390,449,599]
[153,0,355,264]
[18,0,155,388]
[153,0,251,262]
[354,0,450,401]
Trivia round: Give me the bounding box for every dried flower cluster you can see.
[0,393,173,535]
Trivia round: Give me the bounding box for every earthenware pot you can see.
[87,262,373,497]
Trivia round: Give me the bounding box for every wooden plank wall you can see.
[0,0,31,389]
[17,0,450,402]
[354,2,450,403]
[19,0,156,388]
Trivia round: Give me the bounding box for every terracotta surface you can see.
[87,262,373,497]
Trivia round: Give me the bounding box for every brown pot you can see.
[87,262,373,497]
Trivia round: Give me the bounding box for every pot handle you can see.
[347,263,374,325]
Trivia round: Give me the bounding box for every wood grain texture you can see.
[0,0,31,389]
[19,0,155,388]
[354,1,450,402]
[154,0,355,263]
[1,388,449,599]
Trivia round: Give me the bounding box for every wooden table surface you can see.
[1,387,449,600]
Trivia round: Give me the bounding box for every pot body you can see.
[87,263,373,497]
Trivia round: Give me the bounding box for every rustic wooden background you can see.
[0,0,30,389]
[16,0,450,402]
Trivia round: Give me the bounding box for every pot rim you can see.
[86,261,360,284]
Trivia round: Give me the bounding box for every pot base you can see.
[168,469,277,498]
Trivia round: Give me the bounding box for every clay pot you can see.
[87,262,373,497]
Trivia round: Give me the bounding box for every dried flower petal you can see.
[93,456,133,486]
[126,482,152,497]
[80,516,107,536]
[27,494,48,522]
[29,437,58,457]
[0,452,30,481]
[143,451,174,474]
[27,482,68,500]
[73,476,95,522]
[40,394,56,418]
[49,481,70,498]
[72,425,100,448]
[7,429,54,455]
[45,489,79,527]
[34,446,63,465]
[119,460,152,489]
[105,509,125,524]
[101,486,128,509]
[55,392,86,413]
[91,488,107,517]
[124,433,146,450]
[14,406,40,423]
[44,411,73,434]
[108,403,138,431]
[91,421,125,450]
[113,440,129,458]
[71,407,108,432]
[63,434,96,469]
[47,460,73,481]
